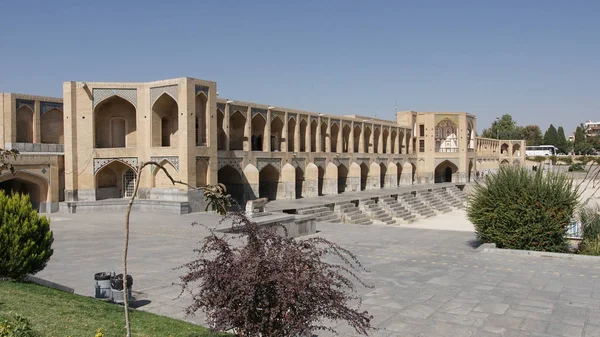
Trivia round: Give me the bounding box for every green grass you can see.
[0,280,222,337]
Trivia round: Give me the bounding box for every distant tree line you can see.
[481,114,600,155]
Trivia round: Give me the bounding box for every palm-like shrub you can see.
[578,206,600,255]
[467,165,579,252]
[0,192,54,280]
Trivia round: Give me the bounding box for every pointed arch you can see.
[217,109,226,150]
[0,171,49,212]
[434,160,459,183]
[501,143,509,155]
[310,120,318,152]
[331,123,340,153]
[251,114,266,151]
[382,128,389,153]
[353,125,362,153]
[41,108,64,144]
[152,92,179,147]
[196,92,208,146]
[299,119,307,152]
[16,105,34,143]
[342,124,351,153]
[230,110,246,150]
[360,162,369,191]
[398,130,404,154]
[435,119,458,152]
[95,160,135,200]
[196,158,209,187]
[363,126,372,153]
[94,95,137,148]
[390,129,397,154]
[373,127,381,153]
[396,162,402,186]
[153,160,179,188]
[259,164,280,200]
[320,121,328,152]
[218,165,244,205]
[271,116,284,151]
[288,117,296,152]
[512,143,521,156]
[295,166,304,199]
[379,162,387,188]
[337,163,348,194]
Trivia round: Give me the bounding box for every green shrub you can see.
[0,312,38,337]
[467,165,579,252]
[568,163,585,172]
[578,206,600,255]
[0,192,53,280]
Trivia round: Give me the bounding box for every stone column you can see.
[306,117,312,152]
[337,123,343,153]
[224,104,230,151]
[359,122,365,153]
[282,111,288,152]
[294,116,300,152]
[386,127,392,154]
[316,119,322,152]
[395,128,400,154]
[369,126,374,153]
[325,119,331,153]
[349,122,354,153]
[264,110,271,152]
[378,127,384,154]
[33,101,41,143]
[244,107,251,151]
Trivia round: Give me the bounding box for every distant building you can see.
[585,120,600,137]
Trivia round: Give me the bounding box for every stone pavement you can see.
[38,210,600,337]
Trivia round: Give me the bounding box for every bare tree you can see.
[122,161,230,337]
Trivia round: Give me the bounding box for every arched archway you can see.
[363,127,372,153]
[217,109,226,150]
[342,125,351,153]
[331,123,340,153]
[501,159,510,166]
[317,166,325,196]
[299,119,307,152]
[287,118,296,152]
[95,160,135,200]
[251,115,266,151]
[196,158,209,187]
[338,164,348,194]
[152,160,179,188]
[360,163,369,191]
[501,143,509,155]
[434,160,458,183]
[320,121,327,152]
[411,163,416,184]
[373,127,381,153]
[95,96,137,148]
[435,119,458,152]
[218,165,244,205]
[259,165,280,200]
[353,125,361,153]
[468,160,474,182]
[271,116,284,151]
[196,93,207,146]
[310,120,317,152]
[41,108,64,144]
[383,129,389,153]
[295,167,304,199]
[230,111,245,150]
[396,162,402,186]
[512,143,521,156]
[398,131,404,154]
[390,130,397,154]
[16,106,33,143]
[152,93,178,147]
[380,163,387,188]
[0,172,48,211]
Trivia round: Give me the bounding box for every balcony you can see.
[435,147,459,153]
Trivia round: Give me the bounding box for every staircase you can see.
[296,205,339,222]
[379,196,417,224]
[447,186,468,202]
[334,201,373,225]
[398,193,436,218]
[417,190,452,213]
[359,199,395,225]
[437,188,465,209]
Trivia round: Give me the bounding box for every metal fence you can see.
[566,221,583,239]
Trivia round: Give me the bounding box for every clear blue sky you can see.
[1,0,599,135]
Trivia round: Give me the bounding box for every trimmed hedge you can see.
[467,165,578,252]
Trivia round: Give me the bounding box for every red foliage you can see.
[177,211,374,336]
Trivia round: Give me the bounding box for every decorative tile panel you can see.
[93,89,137,108]
[300,115,308,122]
[150,156,180,171]
[40,101,63,115]
[342,120,352,128]
[330,119,340,126]
[251,108,267,120]
[332,157,350,168]
[271,111,285,121]
[288,113,297,121]
[16,99,34,112]
[435,114,459,125]
[150,85,178,106]
[229,105,247,115]
[0,168,49,183]
[195,85,209,97]
[257,158,281,172]
[314,158,326,169]
[196,156,210,164]
[310,116,318,122]
[291,157,305,169]
[93,157,138,175]
[218,158,243,174]
[435,158,459,167]
[217,103,226,111]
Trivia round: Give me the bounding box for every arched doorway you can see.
[95,160,136,200]
[152,93,178,147]
[310,120,317,152]
[390,130,397,154]
[331,123,339,153]
[320,121,327,152]
[217,109,226,150]
[218,165,244,206]
[0,172,48,211]
[41,108,64,144]
[152,160,179,188]
[373,127,381,153]
[16,106,34,143]
[398,131,404,154]
[229,111,245,150]
[383,129,389,153]
[94,96,137,148]
[434,160,459,183]
[338,164,348,194]
[353,125,361,153]
[271,116,284,151]
[259,165,279,200]
[295,167,304,199]
[251,115,266,151]
[380,163,387,188]
[512,144,521,156]
[363,127,372,153]
[299,119,307,152]
[196,93,207,145]
[317,166,325,196]
[435,119,458,153]
[360,163,369,191]
[342,125,351,153]
[287,118,296,152]
[396,163,402,186]
[501,143,509,155]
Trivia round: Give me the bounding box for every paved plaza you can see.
[38,210,600,337]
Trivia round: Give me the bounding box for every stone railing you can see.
[5,142,64,153]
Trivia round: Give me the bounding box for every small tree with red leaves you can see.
[178,211,374,336]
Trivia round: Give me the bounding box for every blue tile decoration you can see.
[195,85,209,97]
[217,103,226,111]
[92,89,137,108]
[251,108,267,120]
[150,85,178,106]
[257,158,281,172]
[218,158,243,174]
[16,99,35,112]
[40,101,63,115]
[150,156,179,171]
[93,157,138,175]
[196,156,210,164]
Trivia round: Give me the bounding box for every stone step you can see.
[297,206,331,215]
[352,218,373,225]
[317,214,338,222]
